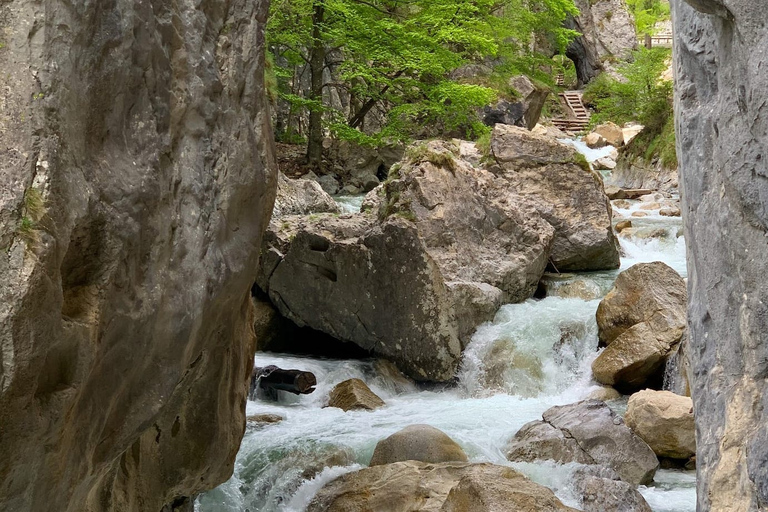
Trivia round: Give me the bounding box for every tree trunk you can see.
[307,1,326,169]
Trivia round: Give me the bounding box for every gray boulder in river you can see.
[674,1,768,507]
[506,400,659,486]
[0,1,277,510]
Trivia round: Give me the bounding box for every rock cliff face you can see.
[0,1,277,511]
[673,0,768,509]
[565,0,637,85]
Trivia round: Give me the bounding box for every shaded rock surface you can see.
[592,262,687,392]
[307,461,577,512]
[507,400,658,485]
[328,378,385,412]
[490,125,620,271]
[370,425,468,466]
[609,153,679,193]
[625,390,696,460]
[0,1,277,510]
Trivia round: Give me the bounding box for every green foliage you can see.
[626,0,670,36]
[475,132,492,159]
[16,187,47,248]
[584,47,676,168]
[573,152,591,173]
[268,0,580,147]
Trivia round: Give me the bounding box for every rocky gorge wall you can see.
[673,0,768,510]
[0,1,277,511]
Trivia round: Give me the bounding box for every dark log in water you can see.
[249,365,317,400]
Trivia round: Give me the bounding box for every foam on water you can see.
[333,194,365,214]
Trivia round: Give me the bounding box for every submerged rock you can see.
[490,125,621,271]
[0,1,277,509]
[592,262,687,391]
[307,461,577,512]
[507,400,659,486]
[247,414,285,426]
[370,425,468,466]
[328,378,385,412]
[625,390,696,460]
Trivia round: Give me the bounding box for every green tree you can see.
[584,47,676,168]
[268,0,580,169]
[626,0,670,36]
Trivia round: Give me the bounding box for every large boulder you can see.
[507,400,659,485]
[328,378,385,412]
[306,461,578,512]
[370,425,468,466]
[384,141,555,306]
[482,75,549,130]
[0,1,277,510]
[592,262,687,391]
[273,172,341,217]
[257,215,462,382]
[257,140,557,381]
[674,2,768,509]
[625,390,696,460]
[490,125,621,271]
[593,122,625,147]
[565,0,637,85]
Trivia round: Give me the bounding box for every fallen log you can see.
[249,365,317,400]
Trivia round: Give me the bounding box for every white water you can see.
[198,172,694,512]
[333,194,365,214]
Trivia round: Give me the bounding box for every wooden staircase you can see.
[552,91,590,132]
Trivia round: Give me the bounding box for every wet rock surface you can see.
[0,1,277,510]
[571,465,653,512]
[328,378,385,412]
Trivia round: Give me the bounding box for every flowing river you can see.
[197,141,695,512]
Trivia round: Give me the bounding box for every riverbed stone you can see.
[615,220,632,232]
[328,378,385,412]
[370,425,468,466]
[490,124,620,271]
[625,390,696,460]
[571,465,653,512]
[307,461,577,512]
[0,1,277,510]
[507,400,658,486]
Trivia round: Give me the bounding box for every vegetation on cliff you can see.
[583,47,676,168]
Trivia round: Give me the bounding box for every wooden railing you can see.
[641,34,673,48]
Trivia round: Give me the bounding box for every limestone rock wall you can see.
[673,0,768,509]
[0,1,277,511]
[566,0,637,85]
